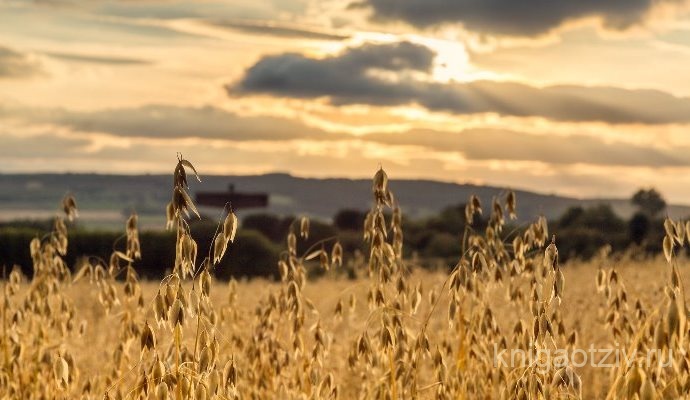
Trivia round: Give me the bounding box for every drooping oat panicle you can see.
[663,235,673,263]
[596,268,607,293]
[664,218,675,240]
[553,267,565,304]
[300,216,310,239]
[373,167,390,205]
[62,194,78,221]
[213,233,227,265]
[506,190,517,220]
[170,157,202,220]
[169,298,185,328]
[223,209,238,243]
[674,220,685,245]
[125,212,141,260]
[331,241,343,267]
[141,321,156,352]
[165,201,174,229]
[544,235,558,270]
[471,195,482,215]
[287,230,297,256]
[373,167,388,194]
[54,355,69,390]
[223,357,238,389]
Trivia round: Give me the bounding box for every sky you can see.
[3,0,690,202]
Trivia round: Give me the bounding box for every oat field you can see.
[1,157,688,399]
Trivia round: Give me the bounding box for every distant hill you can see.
[1,173,689,229]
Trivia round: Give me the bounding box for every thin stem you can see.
[2,292,9,379]
[389,347,397,400]
[199,202,233,280]
[175,324,182,400]
[300,236,339,263]
[193,313,202,364]
[111,233,128,254]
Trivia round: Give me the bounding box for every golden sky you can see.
[3,0,690,202]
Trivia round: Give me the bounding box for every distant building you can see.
[195,184,269,210]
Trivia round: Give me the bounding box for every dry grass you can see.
[1,157,689,399]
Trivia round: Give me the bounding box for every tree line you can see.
[0,188,677,279]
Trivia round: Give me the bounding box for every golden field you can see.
[1,158,689,400]
[16,257,687,399]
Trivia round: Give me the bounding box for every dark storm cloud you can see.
[208,20,349,41]
[352,0,684,36]
[0,46,42,78]
[230,42,690,124]
[365,129,688,167]
[229,41,436,105]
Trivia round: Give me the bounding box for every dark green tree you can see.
[558,206,585,228]
[628,212,650,245]
[242,213,286,242]
[333,209,366,231]
[631,188,666,217]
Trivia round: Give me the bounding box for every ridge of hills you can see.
[0,173,688,228]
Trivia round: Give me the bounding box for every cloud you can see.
[208,20,349,41]
[6,126,690,205]
[92,0,311,21]
[3,102,688,168]
[0,132,90,158]
[0,46,42,78]
[352,0,686,37]
[44,51,151,65]
[365,129,688,167]
[230,41,690,124]
[229,41,436,105]
[0,127,447,181]
[0,5,209,48]
[1,104,345,142]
